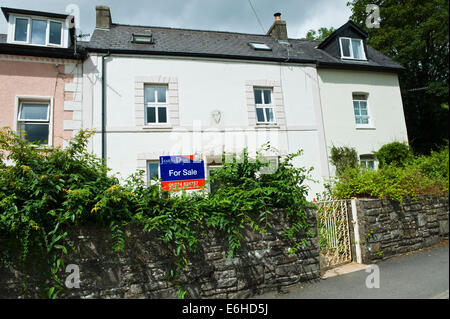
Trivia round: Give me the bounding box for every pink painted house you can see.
[0,7,85,147]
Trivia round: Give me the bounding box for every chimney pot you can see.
[96,5,112,30]
[267,12,287,40]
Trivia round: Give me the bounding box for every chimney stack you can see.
[267,12,288,41]
[96,5,111,30]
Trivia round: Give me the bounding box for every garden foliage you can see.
[374,142,413,168]
[330,142,449,201]
[329,145,359,176]
[0,129,312,298]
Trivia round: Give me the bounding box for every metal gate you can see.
[316,199,352,269]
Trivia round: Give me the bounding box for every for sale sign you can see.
[159,155,206,192]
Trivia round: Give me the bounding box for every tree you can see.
[329,146,359,176]
[302,27,335,40]
[347,0,449,154]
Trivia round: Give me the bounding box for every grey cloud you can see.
[0,0,351,39]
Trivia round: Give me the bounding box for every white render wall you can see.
[318,69,409,174]
[82,55,408,199]
[86,55,322,129]
[82,54,329,198]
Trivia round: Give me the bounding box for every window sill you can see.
[8,41,65,49]
[17,136,52,149]
[254,124,280,129]
[30,144,53,150]
[142,124,173,130]
[356,125,376,130]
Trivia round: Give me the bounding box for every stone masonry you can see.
[0,208,320,299]
[352,195,449,264]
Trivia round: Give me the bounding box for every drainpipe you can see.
[101,51,111,162]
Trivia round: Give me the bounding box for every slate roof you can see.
[1,7,71,22]
[87,23,404,72]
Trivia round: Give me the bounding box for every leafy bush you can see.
[413,143,449,182]
[207,148,313,250]
[0,129,120,297]
[330,144,449,201]
[329,146,359,176]
[375,142,413,168]
[0,129,313,298]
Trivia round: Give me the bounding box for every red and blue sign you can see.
[159,155,206,192]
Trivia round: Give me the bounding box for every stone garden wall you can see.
[2,195,448,299]
[0,208,320,299]
[352,195,449,264]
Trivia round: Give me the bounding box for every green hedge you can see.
[330,144,449,201]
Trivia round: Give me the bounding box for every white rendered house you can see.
[81,7,408,198]
[314,21,408,173]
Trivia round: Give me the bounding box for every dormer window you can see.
[11,16,64,46]
[339,37,366,60]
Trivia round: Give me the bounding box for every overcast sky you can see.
[0,0,352,39]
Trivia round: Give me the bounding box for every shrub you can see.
[0,129,313,298]
[331,165,444,201]
[375,142,413,168]
[330,144,449,200]
[0,129,120,297]
[413,143,449,183]
[329,146,359,176]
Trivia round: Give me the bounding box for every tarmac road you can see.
[254,243,449,299]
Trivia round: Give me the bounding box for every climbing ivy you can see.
[0,128,313,298]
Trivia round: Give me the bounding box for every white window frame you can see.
[30,18,48,46]
[48,19,64,46]
[360,155,377,171]
[352,93,374,129]
[9,15,65,48]
[14,97,53,147]
[339,37,367,60]
[147,160,161,186]
[12,16,30,43]
[144,85,169,125]
[254,88,277,125]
